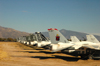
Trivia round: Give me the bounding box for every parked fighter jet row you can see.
[17,28,100,60]
[17,32,51,49]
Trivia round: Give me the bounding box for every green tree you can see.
[7,38,13,41]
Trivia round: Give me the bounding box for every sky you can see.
[0,0,100,34]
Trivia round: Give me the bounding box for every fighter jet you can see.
[48,28,74,52]
[18,36,27,44]
[25,36,30,45]
[22,36,27,44]
[17,37,21,42]
[48,28,100,59]
[27,34,37,45]
[35,32,51,48]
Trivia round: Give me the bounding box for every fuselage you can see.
[37,41,51,48]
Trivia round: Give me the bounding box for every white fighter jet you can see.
[48,28,100,59]
[29,34,38,46]
[48,28,74,52]
[35,32,51,48]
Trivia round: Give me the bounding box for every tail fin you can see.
[35,32,48,42]
[86,35,92,42]
[86,35,100,43]
[48,28,69,44]
[70,36,80,42]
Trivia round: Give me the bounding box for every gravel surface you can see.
[0,42,100,66]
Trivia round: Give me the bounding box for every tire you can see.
[88,55,93,59]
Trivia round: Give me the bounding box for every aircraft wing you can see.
[68,43,100,51]
[82,45,100,50]
[72,44,100,50]
[52,43,74,52]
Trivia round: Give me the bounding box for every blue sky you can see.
[0,0,100,33]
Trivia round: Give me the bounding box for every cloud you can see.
[22,11,28,12]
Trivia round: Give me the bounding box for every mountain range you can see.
[0,26,100,41]
[0,26,29,38]
[42,29,100,41]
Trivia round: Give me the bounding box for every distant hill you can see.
[0,26,30,38]
[0,26,100,41]
[42,29,100,41]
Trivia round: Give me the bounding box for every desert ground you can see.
[0,42,100,66]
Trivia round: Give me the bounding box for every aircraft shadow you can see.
[39,51,60,54]
[31,55,80,61]
[14,50,53,54]
[18,43,48,50]
[14,50,62,54]
[23,45,44,50]
[35,49,44,50]
[14,51,41,53]
[11,55,80,61]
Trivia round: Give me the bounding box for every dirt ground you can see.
[0,42,100,66]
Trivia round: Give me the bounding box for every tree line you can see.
[0,38,17,42]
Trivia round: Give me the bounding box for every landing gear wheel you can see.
[88,55,93,59]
